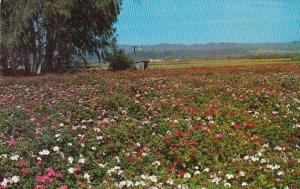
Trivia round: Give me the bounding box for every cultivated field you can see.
[89,59,299,70]
[0,63,300,188]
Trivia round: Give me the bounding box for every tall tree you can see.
[0,0,121,75]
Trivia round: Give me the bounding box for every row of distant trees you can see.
[129,48,300,61]
[0,0,121,75]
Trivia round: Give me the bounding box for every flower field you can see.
[1,64,300,189]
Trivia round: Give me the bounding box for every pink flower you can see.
[36,160,42,166]
[8,137,17,148]
[34,185,46,189]
[46,167,56,177]
[45,167,63,178]
[0,184,7,189]
[74,165,81,174]
[21,168,29,175]
[59,184,69,189]
[54,172,63,179]
[36,175,53,184]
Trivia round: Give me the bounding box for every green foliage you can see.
[108,49,134,71]
[0,0,121,75]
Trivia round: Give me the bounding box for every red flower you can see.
[128,156,135,161]
[190,150,197,157]
[174,130,181,137]
[190,140,197,146]
[244,121,256,127]
[167,165,174,172]
[179,171,185,177]
[171,146,178,153]
[185,131,192,137]
[232,123,241,129]
[183,140,190,146]
[190,108,198,117]
[176,157,184,165]
[195,124,202,129]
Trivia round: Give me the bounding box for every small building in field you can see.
[135,60,149,71]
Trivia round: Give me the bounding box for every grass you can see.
[0,63,300,188]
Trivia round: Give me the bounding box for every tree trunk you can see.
[44,29,55,73]
[24,52,31,75]
[0,44,10,75]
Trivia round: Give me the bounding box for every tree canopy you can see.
[0,0,121,75]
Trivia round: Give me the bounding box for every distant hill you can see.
[118,41,300,60]
[87,42,300,63]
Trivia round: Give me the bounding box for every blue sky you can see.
[115,0,300,45]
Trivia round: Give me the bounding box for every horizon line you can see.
[118,41,300,46]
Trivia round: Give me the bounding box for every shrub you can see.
[108,49,133,71]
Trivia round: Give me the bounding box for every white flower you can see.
[0,154,8,159]
[68,167,75,174]
[68,157,74,164]
[84,172,90,183]
[260,159,267,164]
[55,134,61,138]
[10,154,19,161]
[166,179,174,185]
[11,176,20,183]
[148,175,157,183]
[224,182,231,188]
[39,149,50,156]
[152,161,161,166]
[126,180,133,187]
[78,157,85,164]
[177,184,188,189]
[184,173,191,178]
[267,164,280,170]
[241,182,248,186]
[67,143,72,146]
[212,176,221,185]
[1,178,9,186]
[91,147,97,151]
[277,171,284,176]
[194,170,201,176]
[119,181,126,188]
[98,163,107,168]
[243,155,249,160]
[225,173,234,180]
[239,171,246,177]
[250,156,259,162]
[135,180,146,186]
[53,146,60,152]
[203,167,210,172]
